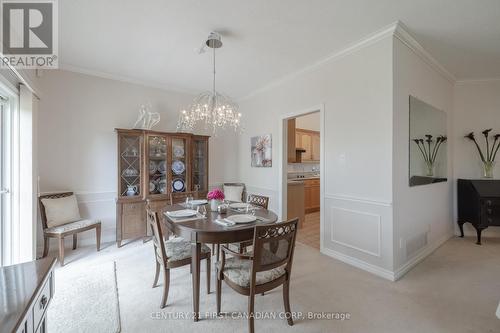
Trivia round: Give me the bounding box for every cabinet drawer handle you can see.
[39,295,48,310]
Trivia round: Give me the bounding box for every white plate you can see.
[167,209,198,218]
[158,178,167,193]
[149,161,157,175]
[172,178,185,192]
[172,160,185,175]
[229,203,251,210]
[157,161,167,174]
[225,214,257,224]
[149,181,156,193]
[173,145,185,158]
[190,199,207,206]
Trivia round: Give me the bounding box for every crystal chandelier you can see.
[177,32,242,133]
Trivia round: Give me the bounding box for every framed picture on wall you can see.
[251,134,272,167]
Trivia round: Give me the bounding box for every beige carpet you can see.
[46,236,500,333]
[48,261,121,333]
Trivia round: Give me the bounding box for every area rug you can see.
[48,261,121,333]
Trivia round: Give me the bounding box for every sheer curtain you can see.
[0,81,37,266]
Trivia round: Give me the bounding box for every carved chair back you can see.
[247,194,269,209]
[251,218,298,275]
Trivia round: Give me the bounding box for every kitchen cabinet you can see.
[287,181,305,228]
[296,129,320,162]
[304,178,320,213]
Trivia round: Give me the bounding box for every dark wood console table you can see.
[0,257,56,333]
[457,179,500,244]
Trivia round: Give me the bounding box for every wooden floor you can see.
[296,211,320,249]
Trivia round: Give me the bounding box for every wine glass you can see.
[197,205,207,217]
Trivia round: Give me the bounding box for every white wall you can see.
[453,81,500,237]
[37,70,239,250]
[238,34,395,276]
[392,37,455,275]
[295,112,320,131]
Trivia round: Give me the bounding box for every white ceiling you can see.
[59,0,500,99]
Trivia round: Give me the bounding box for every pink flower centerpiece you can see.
[207,188,225,211]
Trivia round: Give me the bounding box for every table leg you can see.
[191,242,201,321]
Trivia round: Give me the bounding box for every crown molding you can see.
[455,77,500,85]
[393,21,456,83]
[240,21,399,101]
[58,63,197,96]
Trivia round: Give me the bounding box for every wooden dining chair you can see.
[170,191,200,205]
[146,206,211,308]
[216,218,298,333]
[236,194,270,253]
[39,192,101,266]
[247,194,269,209]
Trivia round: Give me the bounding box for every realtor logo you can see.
[0,0,58,68]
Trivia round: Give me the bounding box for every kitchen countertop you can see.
[288,176,320,181]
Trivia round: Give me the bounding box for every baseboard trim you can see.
[321,247,395,281]
[394,232,453,280]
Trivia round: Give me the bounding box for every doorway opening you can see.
[280,106,324,251]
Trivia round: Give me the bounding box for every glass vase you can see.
[482,161,495,178]
[425,161,435,177]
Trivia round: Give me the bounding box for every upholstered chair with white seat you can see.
[39,192,101,266]
[223,183,246,202]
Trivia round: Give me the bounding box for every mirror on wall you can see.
[409,96,447,187]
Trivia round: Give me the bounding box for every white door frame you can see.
[278,104,325,251]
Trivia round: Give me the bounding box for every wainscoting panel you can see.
[330,207,381,257]
[322,194,394,278]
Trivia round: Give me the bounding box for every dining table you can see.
[162,203,278,322]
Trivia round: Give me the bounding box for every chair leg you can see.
[160,267,170,308]
[206,256,211,294]
[216,244,220,262]
[216,272,222,314]
[58,237,65,267]
[283,279,293,326]
[72,234,77,250]
[96,225,101,251]
[42,236,50,258]
[248,292,255,333]
[152,261,160,288]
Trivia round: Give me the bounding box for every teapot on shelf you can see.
[126,185,138,196]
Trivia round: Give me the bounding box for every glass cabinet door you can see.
[192,137,208,194]
[147,135,168,197]
[119,133,142,198]
[170,137,188,193]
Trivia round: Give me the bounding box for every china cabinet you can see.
[116,129,209,247]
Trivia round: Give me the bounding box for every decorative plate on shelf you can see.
[172,160,185,175]
[149,180,157,193]
[173,145,185,158]
[157,161,167,174]
[149,160,157,175]
[158,178,167,194]
[172,178,185,192]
